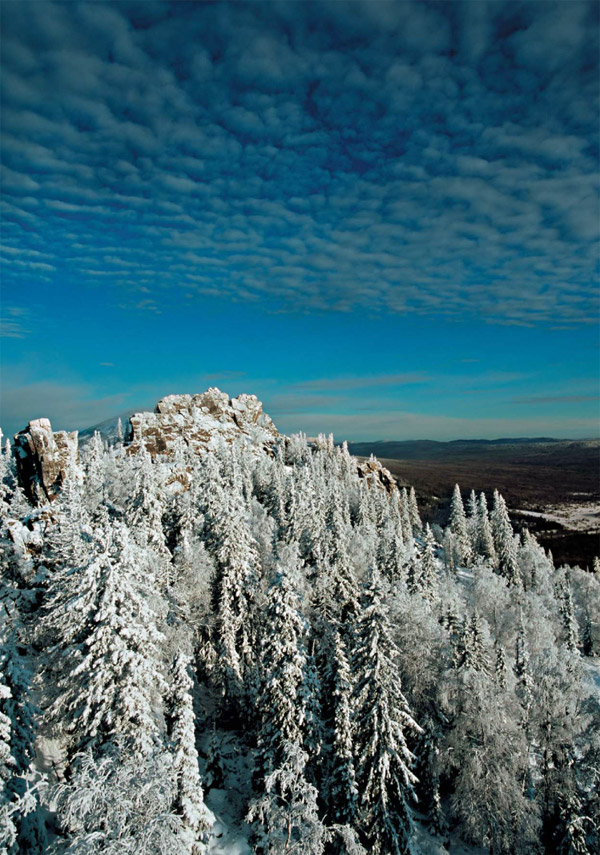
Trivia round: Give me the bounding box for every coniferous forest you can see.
[1,423,599,855]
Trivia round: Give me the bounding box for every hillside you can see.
[1,390,599,855]
[348,439,600,569]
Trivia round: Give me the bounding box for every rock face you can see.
[357,455,397,494]
[126,388,278,457]
[14,418,80,504]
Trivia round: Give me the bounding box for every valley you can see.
[349,438,600,569]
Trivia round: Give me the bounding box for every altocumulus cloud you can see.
[0,0,598,325]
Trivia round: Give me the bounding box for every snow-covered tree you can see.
[44,521,166,758]
[556,570,579,654]
[351,572,421,855]
[255,549,312,778]
[407,523,437,602]
[398,489,414,548]
[0,626,46,855]
[50,742,209,855]
[322,630,358,833]
[476,492,497,565]
[449,484,472,566]
[443,663,540,854]
[211,490,260,707]
[408,487,422,534]
[167,653,212,854]
[491,490,521,586]
[248,741,326,855]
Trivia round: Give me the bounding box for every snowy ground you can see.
[200,730,254,855]
[584,658,600,700]
[415,822,487,855]
[514,503,600,533]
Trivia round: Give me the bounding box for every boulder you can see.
[14,418,80,504]
[126,388,278,458]
[357,455,397,494]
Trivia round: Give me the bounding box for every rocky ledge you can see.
[357,455,397,495]
[11,389,399,505]
[126,388,278,457]
[14,418,81,504]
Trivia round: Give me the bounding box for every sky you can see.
[1,0,599,441]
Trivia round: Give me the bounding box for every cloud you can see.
[0,0,598,325]
[201,370,246,382]
[0,382,130,436]
[294,373,430,392]
[0,306,30,338]
[272,408,600,443]
[513,394,600,405]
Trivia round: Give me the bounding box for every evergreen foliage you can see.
[0,422,597,855]
[351,572,421,855]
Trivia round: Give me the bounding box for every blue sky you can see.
[1,0,598,440]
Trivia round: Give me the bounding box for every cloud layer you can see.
[1,0,598,326]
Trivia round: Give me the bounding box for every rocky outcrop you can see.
[357,455,397,494]
[14,418,80,504]
[126,388,278,457]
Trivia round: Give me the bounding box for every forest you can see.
[1,425,599,854]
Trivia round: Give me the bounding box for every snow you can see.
[514,503,600,533]
[200,731,254,855]
[584,658,600,700]
[414,821,487,855]
[206,791,252,855]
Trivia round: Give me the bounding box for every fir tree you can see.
[168,653,212,855]
[324,631,358,833]
[255,550,311,778]
[351,572,421,855]
[408,487,422,534]
[449,484,472,566]
[45,521,166,758]
[477,492,497,565]
[491,491,520,586]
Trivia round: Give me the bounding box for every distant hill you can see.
[346,437,567,461]
[79,411,137,443]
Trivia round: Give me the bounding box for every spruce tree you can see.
[408,487,422,534]
[477,492,497,565]
[419,524,437,602]
[255,550,311,778]
[168,652,212,854]
[212,490,260,706]
[45,521,165,758]
[398,489,414,548]
[491,491,520,586]
[351,572,421,855]
[252,551,324,853]
[325,631,358,832]
[449,484,472,567]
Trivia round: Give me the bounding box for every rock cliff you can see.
[11,389,399,505]
[14,418,81,504]
[126,388,278,457]
[357,455,397,494]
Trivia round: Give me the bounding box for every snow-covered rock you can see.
[13,418,81,504]
[126,388,278,458]
[357,455,397,494]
